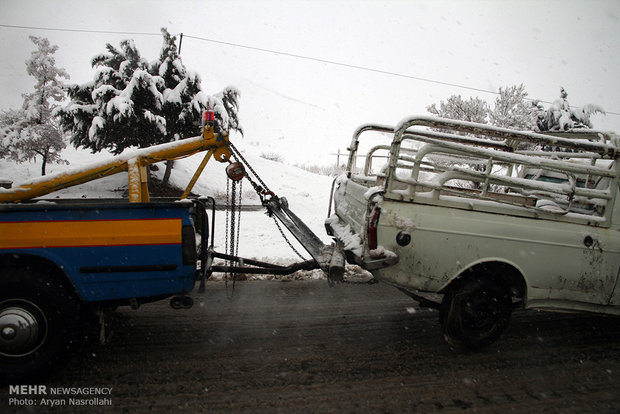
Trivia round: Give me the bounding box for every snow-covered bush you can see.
[294,162,347,177]
[260,152,284,162]
[427,95,489,125]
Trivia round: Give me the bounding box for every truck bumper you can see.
[324,216,398,271]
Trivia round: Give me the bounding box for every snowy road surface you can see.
[2,280,619,413]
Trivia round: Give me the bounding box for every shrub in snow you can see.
[260,152,284,162]
[294,163,347,177]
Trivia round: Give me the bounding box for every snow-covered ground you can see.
[0,137,336,265]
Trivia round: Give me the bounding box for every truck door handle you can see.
[584,235,594,247]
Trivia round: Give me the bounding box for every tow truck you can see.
[0,110,344,384]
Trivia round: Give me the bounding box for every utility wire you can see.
[182,34,495,96]
[1,23,618,116]
[0,23,161,37]
[182,34,620,116]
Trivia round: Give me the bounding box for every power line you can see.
[183,34,620,116]
[0,23,161,37]
[183,34,496,96]
[1,23,618,116]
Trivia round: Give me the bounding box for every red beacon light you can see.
[203,106,215,127]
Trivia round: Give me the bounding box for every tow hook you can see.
[170,295,194,310]
[328,244,346,286]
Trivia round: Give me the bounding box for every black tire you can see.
[439,276,512,350]
[0,267,86,385]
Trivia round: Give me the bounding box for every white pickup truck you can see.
[326,116,620,349]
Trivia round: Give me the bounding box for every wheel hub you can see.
[0,301,46,357]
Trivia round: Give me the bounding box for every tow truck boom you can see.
[0,125,232,203]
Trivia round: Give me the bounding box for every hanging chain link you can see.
[224,177,243,296]
[228,142,273,200]
[271,216,307,260]
[229,179,236,257]
[225,179,230,255]
[236,180,242,256]
[226,141,308,261]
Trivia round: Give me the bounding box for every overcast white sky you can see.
[1,0,619,165]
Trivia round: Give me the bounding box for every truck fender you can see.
[442,258,527,301]
[0,252,81,301]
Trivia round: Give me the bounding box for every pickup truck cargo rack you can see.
[327,115,620,350]
[338,116,618,226]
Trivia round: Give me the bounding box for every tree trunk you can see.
[41,155,47,176]
[162,159,174,186]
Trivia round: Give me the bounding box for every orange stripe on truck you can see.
[0,218,182,249]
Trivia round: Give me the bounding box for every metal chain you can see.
[224,178,232,295]
[227,141,307,261]
[245,170,270,202]
[229,142,271,192]
[236,180,242,256]
[271,217,307,260]
[228,146,261,199]
[225,176,243,258]
[224,177,242,297]
[229,180,236,257]
[225,179,230,255]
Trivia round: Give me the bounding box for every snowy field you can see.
[0,137,337,267]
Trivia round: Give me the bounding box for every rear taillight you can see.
[182,225,197,266]
[367,206,381,251]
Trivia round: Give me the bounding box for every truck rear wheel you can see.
[0,267,86,384]
[439,276,512,350]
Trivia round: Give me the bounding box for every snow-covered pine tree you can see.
[57,39,166,155]
[152,28,241,136]
[154,28,197,140]
[213,86,242,135]
[152,28,242,184]
[0,36,69,175]
[58,28,242,186]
